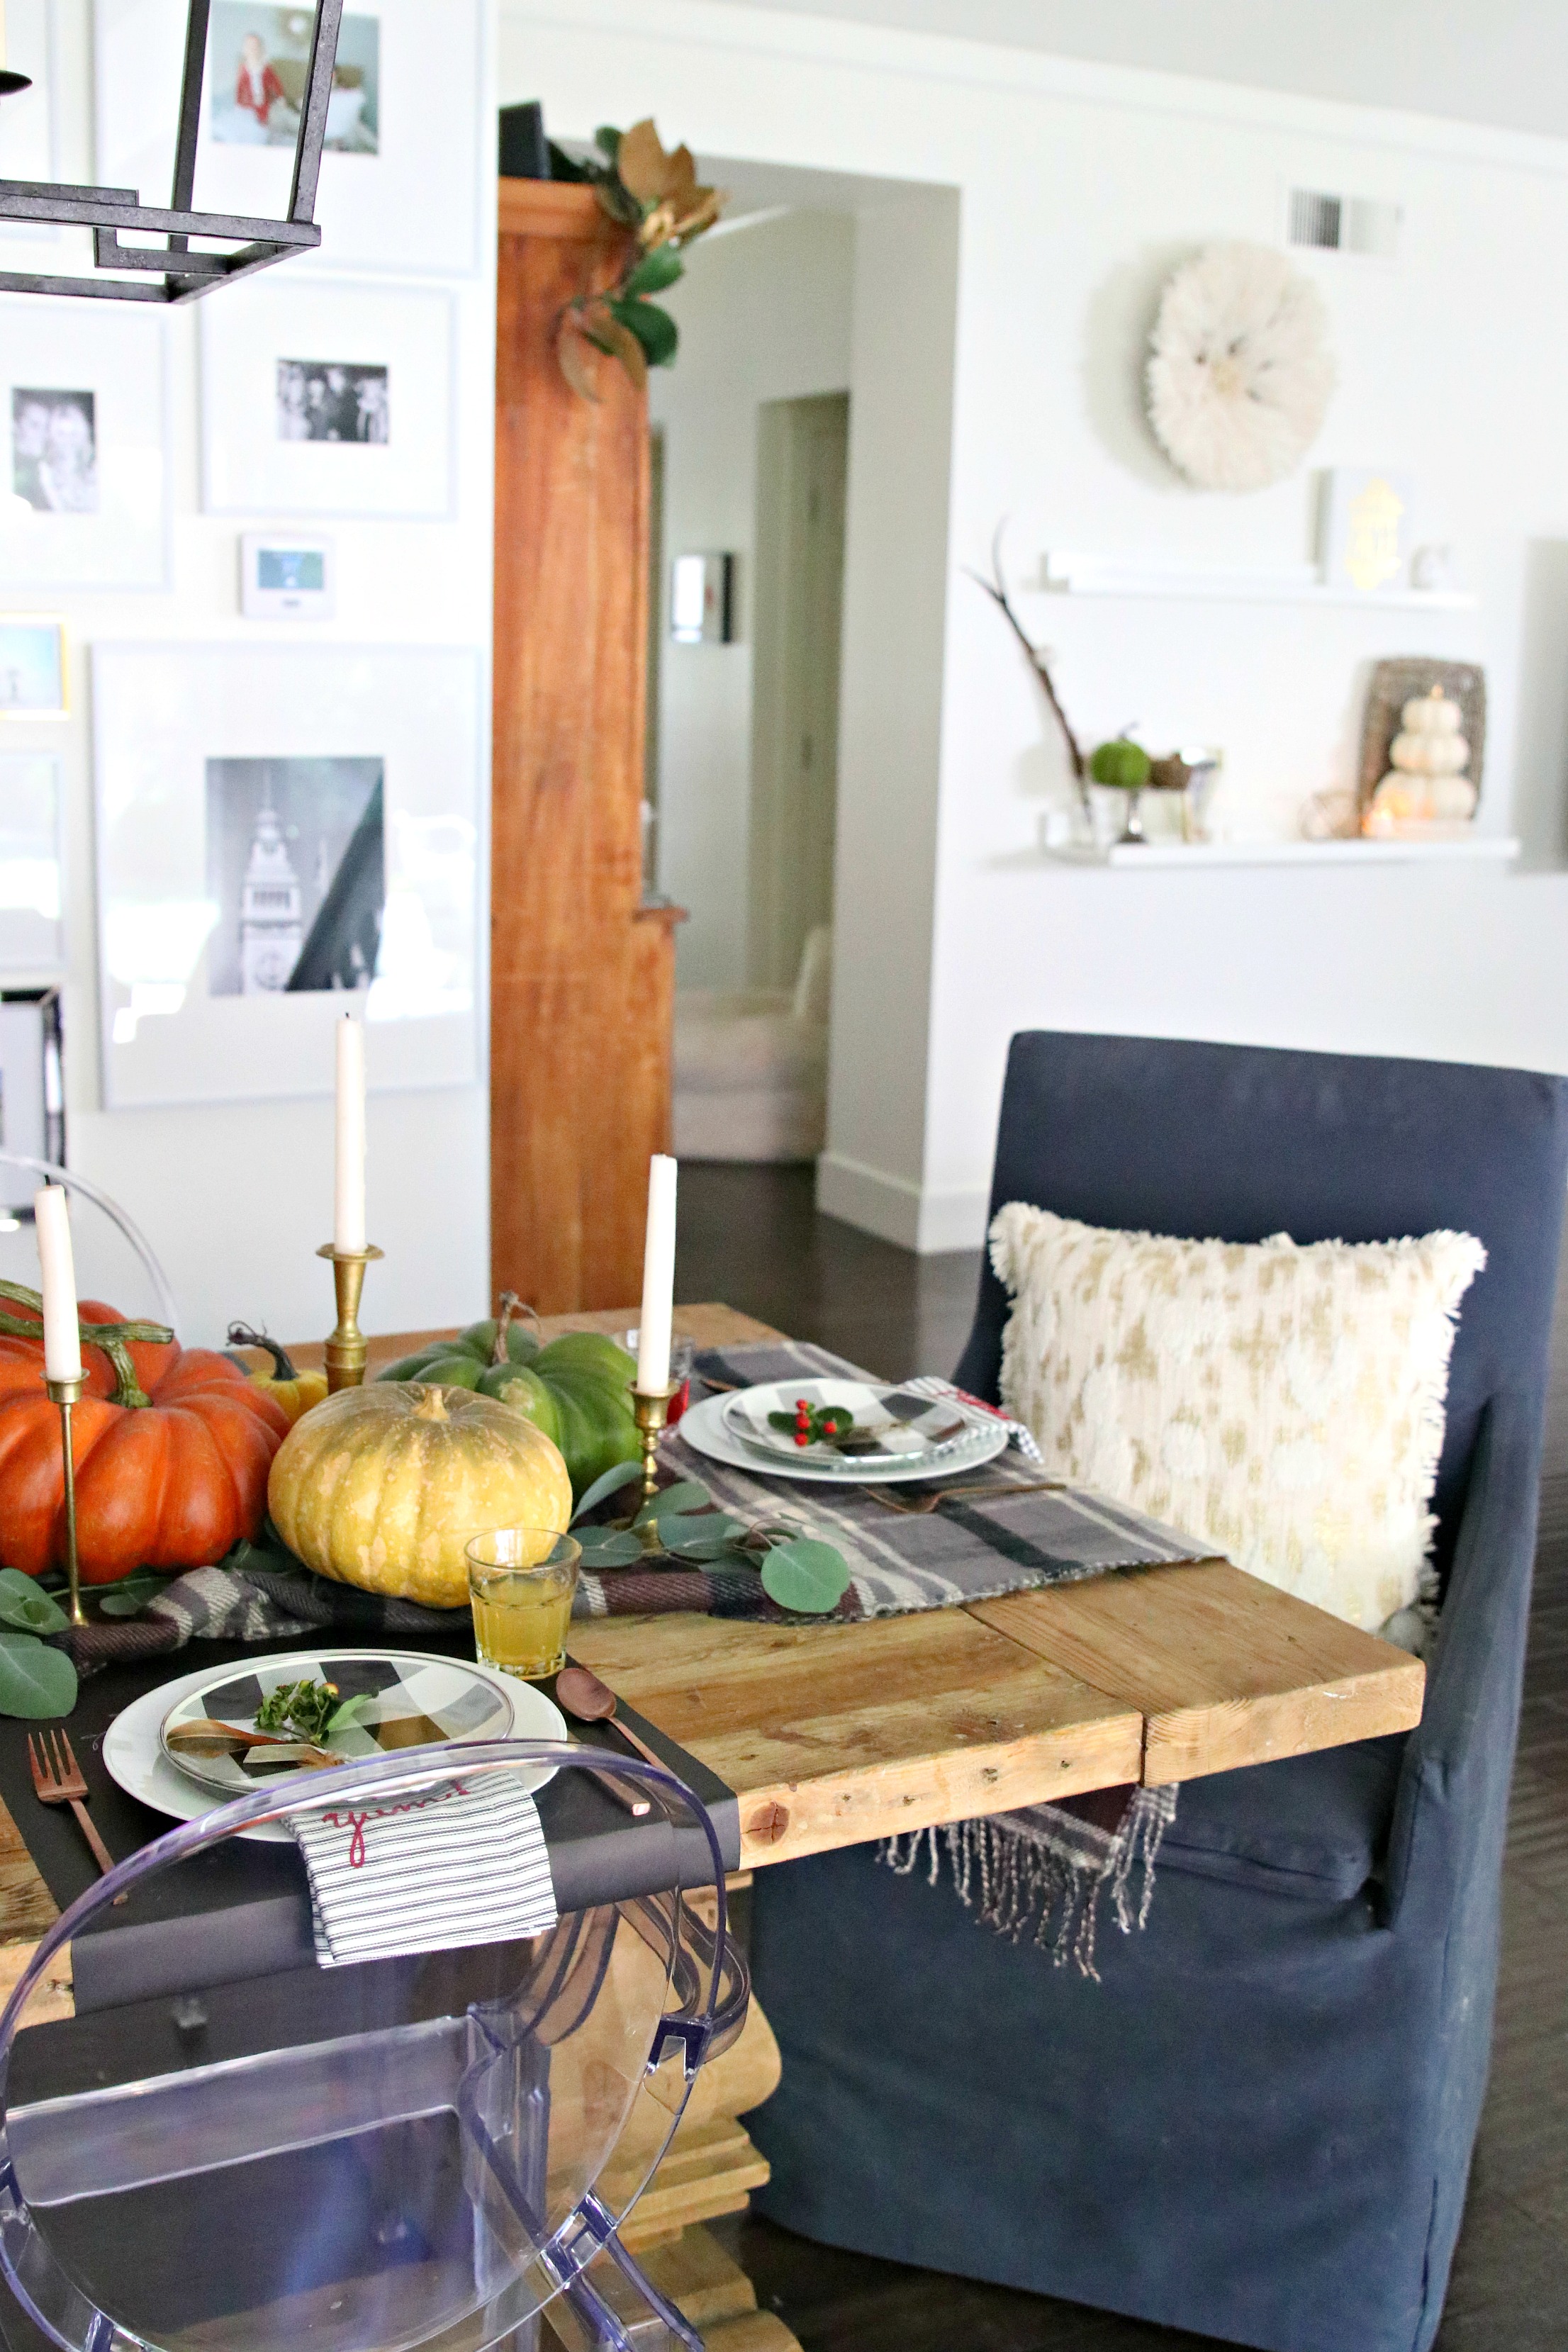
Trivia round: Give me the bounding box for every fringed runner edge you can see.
[880,1784,1178,1981]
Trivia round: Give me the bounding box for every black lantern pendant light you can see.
[0,0,345,303]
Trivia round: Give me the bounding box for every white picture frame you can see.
[0,1,62,248]
[92,0,482,280]
[0,754,64,973]
[0,304,169,590]
[241,531,337,620]
[201,275,454,518]
[92,643,481,1110]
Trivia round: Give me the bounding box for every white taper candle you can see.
[334,1016,366,1255]
[635,1155,678,1393]
[33,1186,82,1384]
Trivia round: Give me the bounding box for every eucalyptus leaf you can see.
[634,1479,712,1528]
[664,1528,751,1563]
[0,1633,77,1719]
[576,1530,647,1569]
[97,1573,171,1619]
[0,1569,69,1635]
[572,1460,644,1524]
[625,245,684,298]
[760,1538,851,1616]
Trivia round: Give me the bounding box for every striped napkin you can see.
[288,1771,558,1967]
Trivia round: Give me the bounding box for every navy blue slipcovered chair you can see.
[747,1034,1568,2352]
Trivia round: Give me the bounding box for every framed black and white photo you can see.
[0,305,169,590]
[201,277,453,517]
[0,756,64,973]
[94,0,481,279]
[92,644,480,1110]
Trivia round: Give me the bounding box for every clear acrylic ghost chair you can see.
[0,1155,180,1338]
[0,1742,747,2352]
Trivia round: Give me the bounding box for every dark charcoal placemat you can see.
[0,1628,738,1946]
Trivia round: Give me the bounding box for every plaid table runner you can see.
[65,1338,1208,1976]
[575,1341,1208,1626]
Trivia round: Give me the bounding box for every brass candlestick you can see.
[45,1373,86,1628]
[316,1243,384,1391]
[631,1383,678,1540]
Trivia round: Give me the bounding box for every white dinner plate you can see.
[722,1379,989,1469]
[678,1389,1007,1485]
[105,1649,566,1844]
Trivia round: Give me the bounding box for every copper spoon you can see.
[555,1666,668,1772]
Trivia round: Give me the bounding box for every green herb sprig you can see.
[255,1679,376,1745]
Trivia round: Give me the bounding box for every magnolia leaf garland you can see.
[557,121,725,401]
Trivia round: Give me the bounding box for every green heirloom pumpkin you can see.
[378,1297,639,1501]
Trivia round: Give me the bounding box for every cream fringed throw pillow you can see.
[990,1205,1486,1636]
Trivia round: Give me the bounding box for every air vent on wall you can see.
[1287,188,1401,258]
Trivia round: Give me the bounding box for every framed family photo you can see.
[0,304,169,590]
[200,276,454,517]
[0,755,65,973]
[91,643,481,1110]
[93,0,482,279]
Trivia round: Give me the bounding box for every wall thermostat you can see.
[241,532,337,620]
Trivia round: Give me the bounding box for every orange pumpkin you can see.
[0,1288,289,1584]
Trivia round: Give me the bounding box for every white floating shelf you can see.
[1034,558,1477,612]
[1044,836,1521,871]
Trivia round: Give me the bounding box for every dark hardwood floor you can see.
[676,1165,1568,2352]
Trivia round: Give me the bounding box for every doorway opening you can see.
[748,390,849,993]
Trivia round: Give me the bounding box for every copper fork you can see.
[28,1729,118,1881]
[863,1477,1065,1517]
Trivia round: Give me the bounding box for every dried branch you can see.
[968,523,1091,824]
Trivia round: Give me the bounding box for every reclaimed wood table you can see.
[0,1302,1426,2352]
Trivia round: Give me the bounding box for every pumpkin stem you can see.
[493,1291,542,1365]
[411,1385,451,1421]
[68,1318,169,1409]
[0,1279,43,1315]
[227,1321,297,1381]
[0,1306,170,1411]
[82,1324,159,1409]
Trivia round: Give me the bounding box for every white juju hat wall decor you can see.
[1146,242,1336,493]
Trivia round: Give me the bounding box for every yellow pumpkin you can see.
[226,1325,330,1427]
[267,1382,572,1608]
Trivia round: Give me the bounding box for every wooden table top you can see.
[0,1301,1423,1949]
[301,1301,1424,1871]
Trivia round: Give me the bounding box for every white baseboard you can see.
[817,1153,990,1255]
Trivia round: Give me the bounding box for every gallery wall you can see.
[0,0,496,1343]
[650,205,854,992]
[502,0,1568,1251]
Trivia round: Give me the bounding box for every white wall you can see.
[651,207,854,989]
[3,0,496,1345]
[707,0,1568,145]
[503,0,1568,1252]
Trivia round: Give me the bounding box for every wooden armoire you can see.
[491,179,681,1313]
